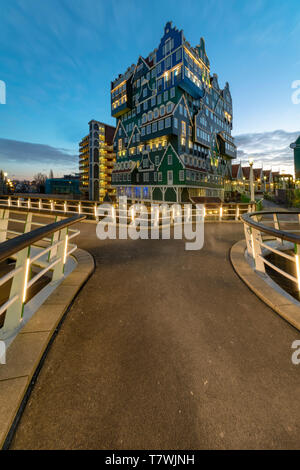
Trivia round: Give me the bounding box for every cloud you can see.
[1,129,299,180]
[234,129,299,174]
[0,138,78,179]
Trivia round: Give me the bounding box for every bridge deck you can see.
[10,222,300,449]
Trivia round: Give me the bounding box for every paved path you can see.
[10,222,300,449]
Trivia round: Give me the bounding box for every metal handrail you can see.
[242,211,300,244]
[0,214,85,263]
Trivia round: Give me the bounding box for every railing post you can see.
[52,227,68,281]
[235,205,240,221]
[244,223,254,257]
[2,246,31,339]
[8,196,11,207]
[27,198,31,209]
[251,227,265,273]
[273,213,282,244]
[0,209,9,243]
[219,204,223,221]
[48,216,62,260]
[23,212,33,233]
[295,244,300,292]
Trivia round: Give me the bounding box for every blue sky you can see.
[0,0,299,178]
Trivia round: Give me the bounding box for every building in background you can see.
[291,135,300,182]
[45,174,80,197]
[79,120,116,201]
[79,134,89,199]
[110,21,236,203]
[0,171,13,194]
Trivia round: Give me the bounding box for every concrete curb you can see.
[0,248,95,449]
[230,239,300,331]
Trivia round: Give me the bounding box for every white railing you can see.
[242,210,300,294]
[0,208,85,340]
[0,194,258,223]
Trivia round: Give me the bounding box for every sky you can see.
[0,0,299,179]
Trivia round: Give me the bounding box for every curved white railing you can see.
[0,207,85,340]
[241,210,300,294]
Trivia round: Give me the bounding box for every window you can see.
[165,117,171,128]
[155,155,160,165]
[154,108,159,119]
[164,90,168,101]
[118,139,122,151]
[141,127,145,136]
[146,124,151,134]
[151,96,156,107]
[137,104,141,114]
[176,49,181,61]
[137,79,140,88]
[144,173,149,182]
[154,172,157,182]
[168,155,172,165]
[158,119,164,131]
[179,170,184,181]
[156,63,161,75]
[143,101,148,111]
[179,104,183,114]
[157,94,162,105]
[170,87,175,98]
[174,117,178,129]
[143,88,147,98]
[158,172,162,182]
[142,113,147,124]
[167,170,173,185]
[148,111,153,121]
[166,102,173,113]
[152,122,157,133]
[181,121,186,136]
[165,38,172,54]
[160,105,165,116]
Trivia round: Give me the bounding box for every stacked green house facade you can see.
[111,22,237,203]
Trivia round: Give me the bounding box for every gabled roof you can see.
[253,168,262,180]
[231,164,240,179]
[242,166,250,179]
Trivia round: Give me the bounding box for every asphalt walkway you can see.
[10,221,300,449]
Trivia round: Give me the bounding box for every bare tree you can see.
[33,173,47,193]
[49,169,54,179]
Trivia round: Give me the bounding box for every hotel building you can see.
[110,22,237,202]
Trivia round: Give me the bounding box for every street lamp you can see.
[249,159,255,203]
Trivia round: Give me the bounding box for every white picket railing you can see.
[0,194,258,222]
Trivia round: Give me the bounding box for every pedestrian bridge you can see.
[0,196,299,450]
